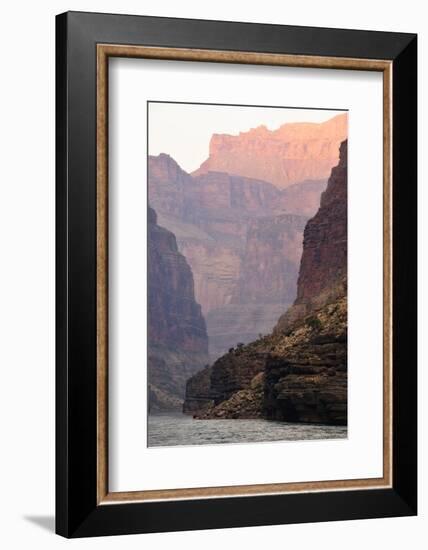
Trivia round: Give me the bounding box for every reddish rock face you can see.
[296,140,347,304]
[193,113,347,189]
[275,140,347,332]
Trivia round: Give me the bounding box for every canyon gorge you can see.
[183,140,348,425]
[149,153,314,359]
[147,112,347,423]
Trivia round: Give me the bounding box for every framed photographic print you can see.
[56,11,417,537]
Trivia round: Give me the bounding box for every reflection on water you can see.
[148,413,347,447]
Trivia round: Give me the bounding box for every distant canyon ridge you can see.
[148,113,347,409]
[193,112,347,188]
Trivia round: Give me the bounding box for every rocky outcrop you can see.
[208,344,266,404]
[148,207,209,411]
[184,343,266,419]
[196,373,265,420]
[194,299,346,424]
[193,113,347,189]
[264,297,347,424]
[184,140,348,426]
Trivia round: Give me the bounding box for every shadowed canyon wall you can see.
[148,207,209,411]
[275,139,348,331]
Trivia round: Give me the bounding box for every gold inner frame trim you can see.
[96,44,393,505]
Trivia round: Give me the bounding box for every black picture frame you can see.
[56,10,417,538]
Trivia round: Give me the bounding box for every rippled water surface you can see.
[148,413,347,447]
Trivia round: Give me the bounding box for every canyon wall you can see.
[148,207,209,411]
[184,140,348,425]
[275,139,348,331]
[193,113,347,189]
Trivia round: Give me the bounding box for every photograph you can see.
[147,102,348,446]
[0,1,420,545]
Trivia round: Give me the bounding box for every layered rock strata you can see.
[193,113,347,189]
[192,297,347,425]
[275,139,348,331]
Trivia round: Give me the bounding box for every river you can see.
[148,413,347,447]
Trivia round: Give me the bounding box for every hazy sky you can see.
[148,102,345,173]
